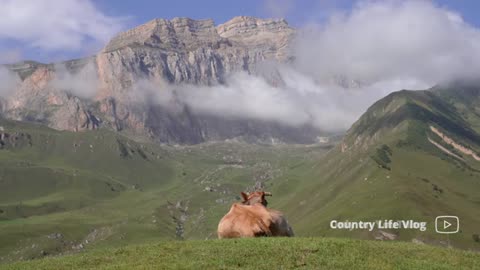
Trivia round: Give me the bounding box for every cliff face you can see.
[96,16,293,89]
[1,16,321,144]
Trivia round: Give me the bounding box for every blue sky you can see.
[0,0,480,63]
[96,0,353,27]
[98,0,480,28]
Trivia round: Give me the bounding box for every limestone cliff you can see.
[1,16,321,144]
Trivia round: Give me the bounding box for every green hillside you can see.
[1,84,480,266]
[278,85,480,250]
[0,118,333,263]
[2,238,479,270]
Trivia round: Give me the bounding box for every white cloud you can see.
[180,72,313,127]
[0,0,127,52]
[294,0,480,85]
[0,67,20,97]
[133,67,407,132]
[51,61,99,99]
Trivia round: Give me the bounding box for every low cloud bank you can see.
[133,67,430,132]
[153,0,480,131]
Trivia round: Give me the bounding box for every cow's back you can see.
[217,204,272,239]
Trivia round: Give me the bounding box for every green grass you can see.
[0,118,336,263]
[1,86,480,265]
[2,238,479,270]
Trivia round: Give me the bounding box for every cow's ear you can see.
[241,192,249,201]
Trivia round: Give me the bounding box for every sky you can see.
[1,0,480,63]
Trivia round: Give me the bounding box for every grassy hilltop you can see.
[3,238,480,270]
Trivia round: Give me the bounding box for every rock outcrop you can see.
[1,16,321,144]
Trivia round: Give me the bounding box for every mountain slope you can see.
[276,85,480,250]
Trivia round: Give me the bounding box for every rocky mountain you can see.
[1,16,322,144]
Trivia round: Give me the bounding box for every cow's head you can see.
[240,191,272,207]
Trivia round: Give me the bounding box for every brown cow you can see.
[217,191,294,238]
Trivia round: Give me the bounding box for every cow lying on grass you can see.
[217,191,294,238]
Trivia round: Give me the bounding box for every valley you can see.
[0,118,334,263]
[1,84,480,265]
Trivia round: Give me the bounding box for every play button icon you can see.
[443,220,452,229]
[435,216,459,234]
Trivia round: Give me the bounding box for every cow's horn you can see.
[264,192,272,196]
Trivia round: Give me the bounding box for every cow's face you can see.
[241,191,272,207]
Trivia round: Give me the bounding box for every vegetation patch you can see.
[371,144,392,170]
